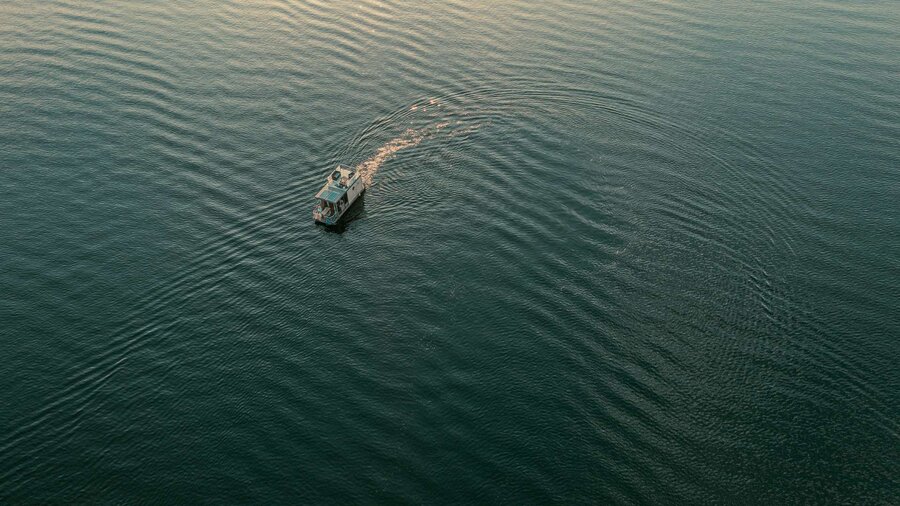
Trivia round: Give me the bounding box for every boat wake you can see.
[355,128,425,186]
[352,98,484,187]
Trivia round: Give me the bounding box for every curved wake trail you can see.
[355,128,426,186]
[353,98,484,187]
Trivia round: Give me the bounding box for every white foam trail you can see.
[355,128,425,186]
[355,99,483,186]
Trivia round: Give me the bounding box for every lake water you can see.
[1,0,898,502]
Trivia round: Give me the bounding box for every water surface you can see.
[1,0,898,502]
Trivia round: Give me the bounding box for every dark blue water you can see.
[1,0,898,502]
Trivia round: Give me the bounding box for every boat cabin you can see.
[313,165,364,225]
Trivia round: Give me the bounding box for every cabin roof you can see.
[316,183,346,203]
[315,165,360,203]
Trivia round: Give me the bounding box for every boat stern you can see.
[313,204,339,225]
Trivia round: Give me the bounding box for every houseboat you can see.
[313,165,365,225]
